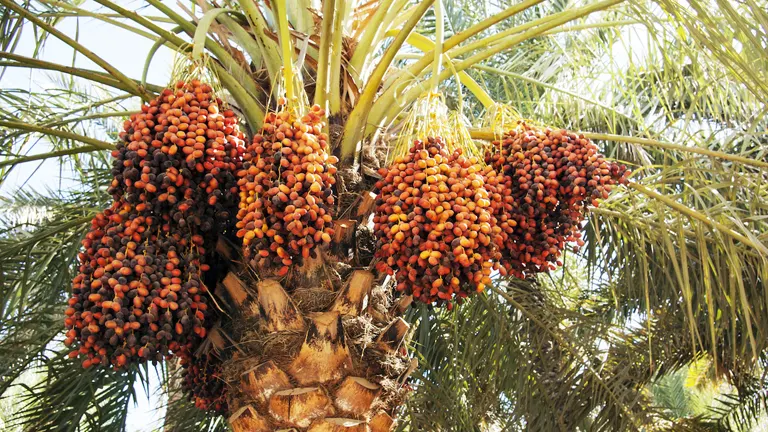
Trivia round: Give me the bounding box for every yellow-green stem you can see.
[193,9,240,61]
[390,31,494,107]
[40,111,137,130]
[314,0,336,108]
[589,207,747,250]
[92,0,188,47]
[217,15,265,70]
[0,146,108,168]
[275,0,295,101]
[215,63,265,132]
[473,64,636,124]
[584,133,768,169]
[0,120,116,150]
[544,19,645,34]
[388,4,420,30]
[49,94,134,121]
[449,11,554,59]
[143,26,184,88]
[239,0,281,80]
[37,0,159,40]
[379,0,545,103]
[0,55,133,94]
[339,0,435,165]
[14,9,174,23]
[93,0,264,130]
[94,0,264,126]
[377,0,410,45]
[145,0,264,102]
[430,0,444,93]
[445,0,545,49]
[329,0,347,115]
[348,0,396,76]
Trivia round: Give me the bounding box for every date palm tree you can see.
[0,0,767,430]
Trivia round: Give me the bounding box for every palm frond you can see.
[0,0,63,79]
[403,278,661,431]
[586,151,768,367]
[10,352,149,432]
[652,0,768,104]
[470,0,766,137]
[0,188,105,394]
[0,82,127,185]
[708,358,768,431]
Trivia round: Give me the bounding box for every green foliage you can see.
[12,354,140,432]
[0,189,103,393]
[402,282,656,431]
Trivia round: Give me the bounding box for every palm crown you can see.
[0,0,767,430]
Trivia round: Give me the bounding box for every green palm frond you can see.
[0,188,104,394]
[647,352,768,431]
[653,0,768,104]
[586,154,768,367]
[707,358,768,431]
[0,0,63,73]
[0,81,127,185]
[404,278,661,432]
[460,0,768,375]
[470,1,767,138]
[11,353,151,432]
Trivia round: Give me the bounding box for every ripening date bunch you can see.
[373,137,502,308]
[67,80,244,370]
[109,79,245,238]
[65,201,212,369]
[179,351,228,415]
[485,121,630,278]
[236,104,338,275]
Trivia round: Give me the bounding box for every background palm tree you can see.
[0,0,766,430]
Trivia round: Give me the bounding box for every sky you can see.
[1,2,180,430]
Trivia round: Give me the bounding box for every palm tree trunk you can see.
[210,236,412,431]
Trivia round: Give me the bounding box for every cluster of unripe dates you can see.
[66,200,211,368]
[235,103,338,275]
[178,350,228,414]
[374,126,629,305]
[109,80,244,237]
[373,137,502,308]
[66,80,245,370]
[485,122,630,278]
